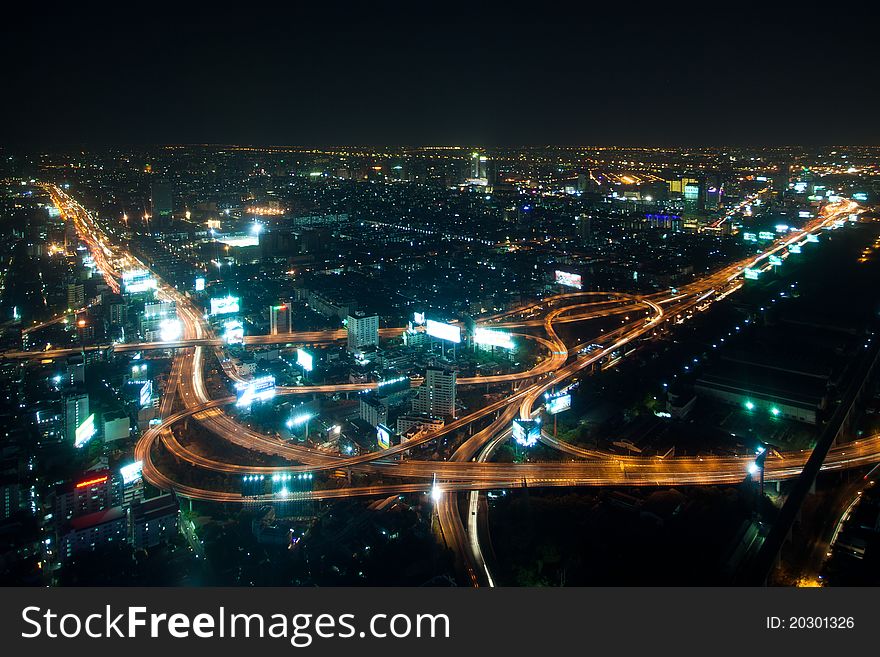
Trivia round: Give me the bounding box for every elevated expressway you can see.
[44,185,873,584]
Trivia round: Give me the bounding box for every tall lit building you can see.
[63,391,89,443]
[270,302,292,335]
[773,162,790,201]
[347,312,379,351]
[150,180,174,227]
[468,152,490,184]
[412,366,456,417]
[577,213,592,244]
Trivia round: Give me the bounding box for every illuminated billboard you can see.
[426,319,461,344]
[235,375,276,407]
[742,232,757,242]
[768,255,783,267]
[159,318,182,342]
[210,295,240,316]
[139,381,153,408]
[554,270,583,289]
[789,244,802,254]
[546,393,572,415]
[473,327,515,350]
[120,460,144,485]
[744,268,760,280]
[195,277,206,292]
[806,233,819,243]
[377,424,392,450]
[413,311,426,325]
[223,319,244,345]
[122,269,157,294]
[74,413,97,448]
[758,231,775,241]
[296,348,314,372]
[512,418,541,447]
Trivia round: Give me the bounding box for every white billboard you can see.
[235,375,275,407]
[554,270,582,289]
[223,319,244,345]
[426,319,461,344]
[474,327,515,350]
[512,418,541,447]
[74,413,97,448]
[120,461,144,485]
[122,269,157,294]
[210,295,240,316]
[195,277,206,292]
[546,393,572,415]
[296,348,314,372]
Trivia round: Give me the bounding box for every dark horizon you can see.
[4,3,879,149]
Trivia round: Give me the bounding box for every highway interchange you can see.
[33,184,874,586]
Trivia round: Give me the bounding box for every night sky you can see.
[3,3,878,148]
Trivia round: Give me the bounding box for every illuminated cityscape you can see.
[1,8,880,588]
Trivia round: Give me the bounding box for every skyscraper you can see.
[577,213,592,244]
[412,366,456,417]
[269,303,292,335]
[63,391,89,443]
[347,312,379,351]
[150,180,174,227]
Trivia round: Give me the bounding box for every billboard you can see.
[223,319,244,345]
[554,270,583,289]
[742,232,757,242]
[758,231,775,241]
[210,295,240,316]
[744,268,760,280]
[546,393,572,415]
[512,418,541,447]
[789,244,802,254]
[139,380,153,408]
[120,460,144,485]
[768,255,783,266]
[159,318,182,342]
[74,413,97,448]
[296,348,314,372]
[194,277,206,292]
[806,233,819,243]
[235,375,275,407]
[426,319,461,343]
[122,269,157,294]
[377,424,392,450]
[412,311,426,325]
[473,327,515,350]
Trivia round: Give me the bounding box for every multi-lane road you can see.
[41,184,872,586]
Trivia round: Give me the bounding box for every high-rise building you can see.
[577,213,592,244]
[150,180,174,227]
[412,366,457,417]
[347,312,379,351]
[270,302,292,335]
[67,282,84,309]
[59,506,127,561]
[63,391,89,443]
[773,162,790,201]
[131,494,180,549]
[359,393,388,428]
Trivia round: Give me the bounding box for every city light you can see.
[286,412,313,428]
[425,319,461,343]
[159,318,182,342]
[474,327,515,350]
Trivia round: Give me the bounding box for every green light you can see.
[745,401,755,411]
[771,407,781,417]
